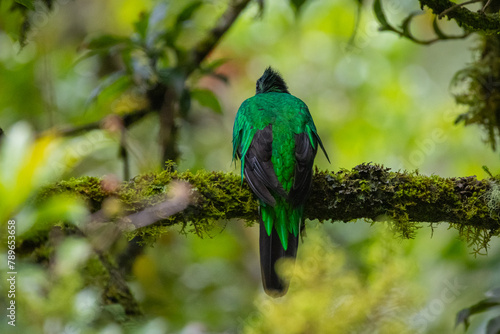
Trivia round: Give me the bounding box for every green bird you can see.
[232,67,329,297]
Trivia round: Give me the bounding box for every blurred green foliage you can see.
[1,0,500,333]
[242,227,423,333]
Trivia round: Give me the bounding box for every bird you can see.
[232,67,329,297]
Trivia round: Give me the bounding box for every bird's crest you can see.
[256,67,290,94]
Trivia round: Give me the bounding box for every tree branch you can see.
[54,0,252,154]
[97,251,142,316]
[186,0,252,74]
[37,163,500,250]
[158,87,180,163]
[54,109,151,137]
[155,0,252,163]
[419,0,500,33]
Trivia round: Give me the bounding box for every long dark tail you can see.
[259,217,299,297]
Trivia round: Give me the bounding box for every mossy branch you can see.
[419,0,500,33]
[37,163,500,250]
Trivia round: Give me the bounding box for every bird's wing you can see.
[232,105,247,163]
[243,125,287,206]
[314,130,330,163]
[304,113,330,163]
[232,101,257,180]
[289,131,317,209]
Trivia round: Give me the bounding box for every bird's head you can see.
[256,67,290,94]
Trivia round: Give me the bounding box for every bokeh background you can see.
[1,0,500,333]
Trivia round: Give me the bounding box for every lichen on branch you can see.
[419,0,500,33]
[37,163,500,251]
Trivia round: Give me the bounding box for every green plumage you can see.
[233,93,320,249]
[232,67,328,296]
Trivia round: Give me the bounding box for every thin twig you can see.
[158,0,252,162]
[480,0,492,13]
[43,1,252,146]
[125,181,192,229]
[439,0,481,18]
[420,0,500,33]
[52,109,150,137]
[83,181,193,251]
[119,127,130,180]
[186,0,252,75]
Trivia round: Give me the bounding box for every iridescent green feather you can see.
[232,92,323,250]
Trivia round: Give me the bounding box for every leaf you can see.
[161,1,202,48]
[175,1,203,25]
[209,72,229,84]
[146,2,169,49]
[199,58,230,83]
[87,71,131,106]
[134,11,150,41]
[85,34,130,50]
[487,316,500,334]
[290,0,308,14]
[456,310,470,330]
[179,88,191,117]
[76,35,133,70]
[131,50,156,86]
[158,67,186,94]
[455,296,500,329]
[204,58,229,71]
[256,0,264,17]
[17,195,87,237]
[373,0,393,31]
[191,89,222,114]
[0,123,64,222]
[482,165,494,178]
[15,0,34,10]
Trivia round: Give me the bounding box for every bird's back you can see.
[236,92,314,192]
[232,67,328,297]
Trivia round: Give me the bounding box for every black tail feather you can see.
[259,219,299,298]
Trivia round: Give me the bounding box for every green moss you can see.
[26,239,53,265]
[420,0,500,34]
[451,30,500,151]
[310,163,499,251]
[83,255,110,286]
[21,162,499,254]
[39,176,106,212]
[485,182,500,220]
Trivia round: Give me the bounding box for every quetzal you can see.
[232,67,329,297]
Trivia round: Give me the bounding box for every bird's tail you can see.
[259,215,299,298]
